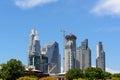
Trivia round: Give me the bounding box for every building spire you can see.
[31,29,36,35]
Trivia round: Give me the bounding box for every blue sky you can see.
[0,0,120,73]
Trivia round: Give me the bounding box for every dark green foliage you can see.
[66,68,84,80]
[84,67,103,80]
[112,73,120,78]
[0,59,25,80]
[65,67,119,80]
[102,71,112,79]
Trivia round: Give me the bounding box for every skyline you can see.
[0,0,120,73]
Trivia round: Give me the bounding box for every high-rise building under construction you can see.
[64,34,77,72]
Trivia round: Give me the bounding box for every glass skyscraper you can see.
[76,39,91,70]
[42,41,61,74]
[96,42,105,71]
[28,29,42,70]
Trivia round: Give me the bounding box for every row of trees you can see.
[66,67,120,80]
[0,59,120,80]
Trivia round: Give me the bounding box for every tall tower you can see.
[28,29,42,70]
[96,42,105,71]
[42,41,61,74]
[64,34,77,72]
[76,39,91,70]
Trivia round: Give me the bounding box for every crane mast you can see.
[60,30,67,72]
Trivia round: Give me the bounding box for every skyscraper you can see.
[28,29,42,70]
[96,42,105,71]
[64,34,77,72]
[41,54,48,73]
[42,41,61,74]
[76,39,91,70]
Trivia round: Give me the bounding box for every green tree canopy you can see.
[0,59,25,80]
[66,68,84,80]
[84,67,103,80]
[112,73,120,78]
[102,71,112,79]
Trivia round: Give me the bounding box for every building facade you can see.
[76,39,91,70]
[28,29,42,70]
[41,54,48,73]
[42,41,61,74]
[64,34,77,72]
[96,42,105,71]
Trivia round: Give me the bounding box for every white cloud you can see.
[106,68,120,73]
[92,0,120,15]
[14,0,58,9]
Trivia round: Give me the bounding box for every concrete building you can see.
[96,42,105,71]
[76,39,91,70]
[64,34,77,72]
[42,41,61,74]
[28,29,42,70]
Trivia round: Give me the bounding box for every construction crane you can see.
[60,30,66,38]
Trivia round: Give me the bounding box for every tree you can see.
[84,67,103,80]
[102,71,112,79]
[66,68,84,80]
[112,73,120,78]
[0,59,25,80]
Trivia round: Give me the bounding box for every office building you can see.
[42,41,61,74]
[41,54,48,73]
[76,39,91,70]
[64,34,77,72]
[28,29,42,70]
[96,42,105,71]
